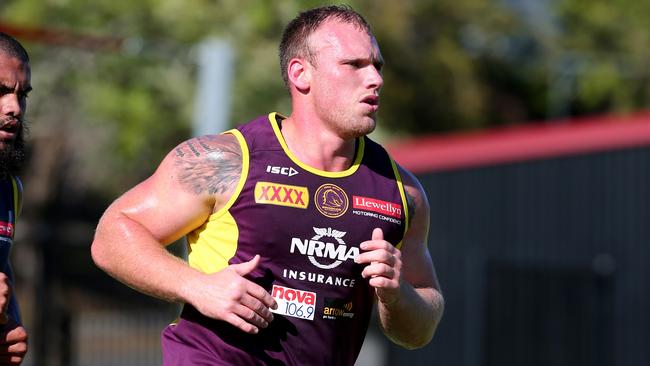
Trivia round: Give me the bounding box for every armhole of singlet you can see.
[205,129,250,221]
[10,176,21,218]
[389,158,409,250]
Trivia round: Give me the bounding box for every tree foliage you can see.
[0,0,648,197]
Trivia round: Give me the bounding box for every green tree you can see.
[2,0,649,197]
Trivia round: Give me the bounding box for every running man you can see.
[92,5,444,365]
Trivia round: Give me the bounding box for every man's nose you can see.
[1,94,23,118]
[366,66,383,90]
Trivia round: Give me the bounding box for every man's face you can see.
[305,19,384,139]
[0,53,31,175]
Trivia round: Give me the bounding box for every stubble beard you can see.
[338,115,377,140]
[324,107,377,140]
[0,119,26,178]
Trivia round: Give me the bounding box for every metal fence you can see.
[388,146,650,365]
[74,310,171,366]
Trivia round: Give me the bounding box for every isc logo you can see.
[266,165,299,177]
[255,182,309,209]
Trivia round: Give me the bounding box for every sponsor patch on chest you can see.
[271,285,317,321]
[254,182,309,209]
[0,221,13,238]
[352,196,402,218]
[322,298,355,320]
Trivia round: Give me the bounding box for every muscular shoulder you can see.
[168,133,243,198]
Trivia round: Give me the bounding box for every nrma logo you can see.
[290,227,359,269]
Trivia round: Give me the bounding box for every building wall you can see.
[385,112,650,365]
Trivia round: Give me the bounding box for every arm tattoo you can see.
[174,135,242,195]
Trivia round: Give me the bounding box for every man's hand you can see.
[0,318,28,365]
[356,228,403,306]
[187,255,278,334]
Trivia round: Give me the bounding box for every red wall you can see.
[386,111,650,173]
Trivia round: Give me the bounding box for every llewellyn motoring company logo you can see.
[352,196,402,218]
[314,183,348,218]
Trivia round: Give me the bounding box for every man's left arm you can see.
[0,264,28,365]
[6,177,22,324]
[356,166,444,349]
[0,178,28,364]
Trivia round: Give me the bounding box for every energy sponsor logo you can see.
[266,165,299,177]
[322,298,355,320]
[0,221,13,238]
[255,181,309,209]
[270,285,316,321]
[291,227,359,270]
[352,196,402,218]
[314,184,348,218]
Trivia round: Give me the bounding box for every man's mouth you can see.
[361,95,379,106]
[0,120,20,139]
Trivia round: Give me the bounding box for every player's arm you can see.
[356,165,444,349]
[0,264,21,325]
[91,134,276,334]
[1,176,22,325]
[0,179,28,364]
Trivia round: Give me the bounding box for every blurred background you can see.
[1,0,649,365]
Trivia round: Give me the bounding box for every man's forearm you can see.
[91,214,200,305]
[378,285,444,349]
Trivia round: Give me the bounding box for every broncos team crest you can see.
[314,183,349,218]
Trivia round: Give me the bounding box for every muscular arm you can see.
[91,134,276,333]
[357,166,444,349]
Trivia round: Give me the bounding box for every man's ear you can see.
[288,58,310,92]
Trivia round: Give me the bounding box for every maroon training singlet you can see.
[162,113,408,365]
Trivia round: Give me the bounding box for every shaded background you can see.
[1,0,649,364]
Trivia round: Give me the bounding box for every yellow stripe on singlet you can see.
[10,176,19,219]
[186,129,250,274]
[390,158,409,250]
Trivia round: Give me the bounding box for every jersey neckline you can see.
[267,112,364,178]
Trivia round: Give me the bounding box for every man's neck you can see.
[279,115,357,172]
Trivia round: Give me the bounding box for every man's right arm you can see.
[91,133,276,334]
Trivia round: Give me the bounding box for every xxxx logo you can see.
[255,182,309,209]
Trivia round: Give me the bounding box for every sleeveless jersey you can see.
[0,175,21,324]
[162,113,409,366]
